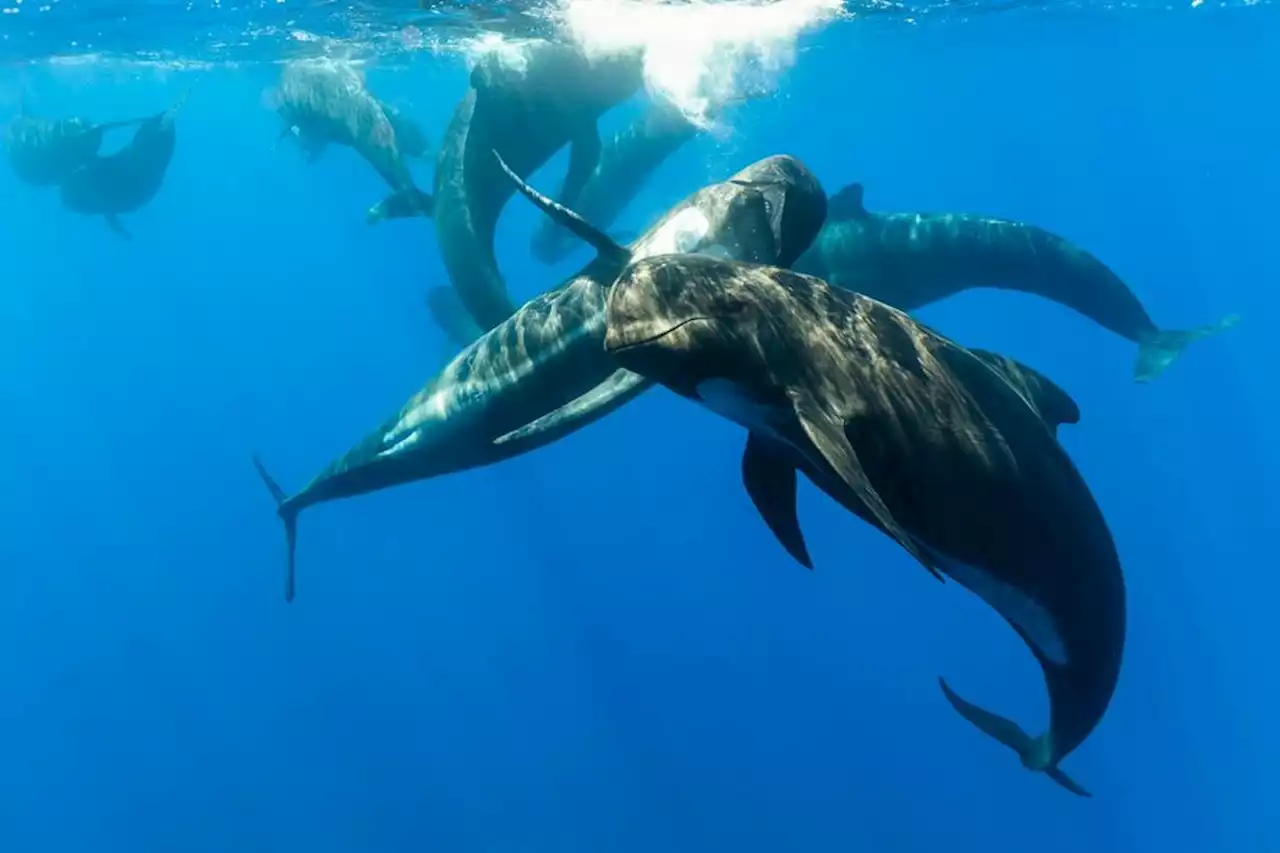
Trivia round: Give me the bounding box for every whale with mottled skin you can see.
[530,98,699,267]
[270,59,433,222]
[795,182,1239,382]
[58,94,188,239]
[286,100,432,166]
[254,152,828,603]
[602,254,1125,796]
[4,108,149,187]
[408,40,646,332]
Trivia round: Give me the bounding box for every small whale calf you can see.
[795,182,1238,381]
[58,94,187,239]
[602,254,1126,795]
[429,39,647,331]
[255,151,828,603]
[271,59,433,222]
[4,109,148,187]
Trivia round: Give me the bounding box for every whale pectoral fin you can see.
[1134,313,1241,383]
[493,369,650,446]
[252,454,300,603]
[742,433,813,569]
[792,394,942,582]
[562,118,603,208]
[828,182,869,220]
[425,286,484,349]
[367,187,434,224]
[104,214,132,241]
[491,149,630,265]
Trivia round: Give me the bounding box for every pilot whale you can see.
[271,59,433,222]
[254,152,829,602]
[58,94,187,239]
[602,254,1126,796]
[795,182,1238,382]
[421,40,647,332]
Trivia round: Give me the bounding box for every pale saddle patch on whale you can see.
[648,206,709,253]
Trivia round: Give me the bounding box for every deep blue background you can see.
[1,9,1277,851]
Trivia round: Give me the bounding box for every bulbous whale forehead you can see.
[726,154,828,267]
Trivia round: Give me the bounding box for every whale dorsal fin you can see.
[968,349,1081,436]
[491,149,630,265]
[829,182,868,220]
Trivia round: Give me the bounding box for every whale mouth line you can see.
[606,315,713,353]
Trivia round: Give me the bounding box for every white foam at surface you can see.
[551,0,845,129]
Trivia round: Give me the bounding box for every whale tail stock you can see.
[252,454,299,603]
[938,677,1092,798]
[1134,313,1241,383]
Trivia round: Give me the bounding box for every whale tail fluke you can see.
[1134,313,1240,383]
[367,186,434,224]
[938,677,1092,798]
[252,454,299,604]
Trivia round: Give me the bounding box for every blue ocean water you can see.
[1,1,1277,849]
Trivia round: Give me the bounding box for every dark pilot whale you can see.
[795,182,1238,382]
[418,39,647,332]
[4,106,149,187]
[530,98,699,267]
[58,94,188,239]
[270,59,433,222]
[254,152,828,603]
[601,254,1125,796]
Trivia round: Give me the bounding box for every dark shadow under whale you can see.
[795,182,1239,382]
[603,254,1126,796]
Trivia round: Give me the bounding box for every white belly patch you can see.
[923,545,1068,666]
[695,379,789,445]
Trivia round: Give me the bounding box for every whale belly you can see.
[921,544,1068,666]
[695,378,791,445]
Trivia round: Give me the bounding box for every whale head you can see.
[603,254,794,400]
